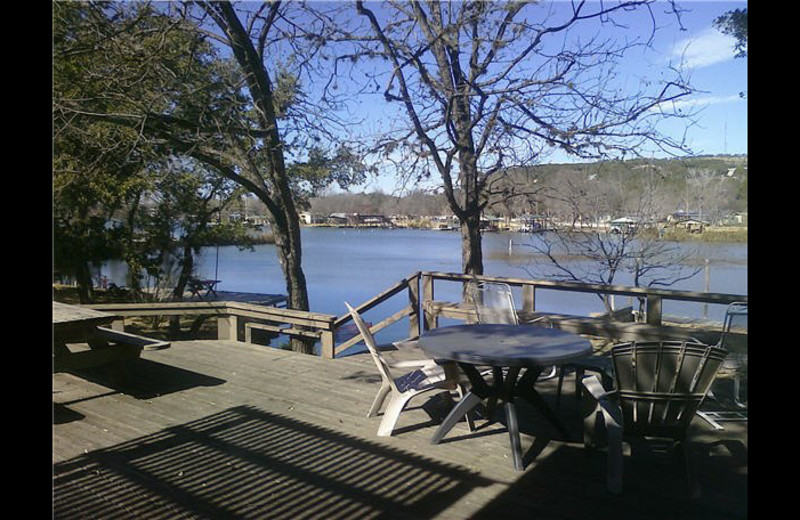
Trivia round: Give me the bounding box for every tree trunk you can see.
[173,242,194,301]
[76,260,95,303]
[209,3,315,354]
[271,213,315,355]
[169,242,194,336]
[273,220,309,311]
[460,214,483,277]
[456,144,484,277]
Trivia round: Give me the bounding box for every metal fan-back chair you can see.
[345,303,472,437]
[697,302,748,429]
[469,282,613,404]
[582,340,727,496]
[471,282,522,325]
[470,282,558,378]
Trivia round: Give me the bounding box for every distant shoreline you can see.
[297,224,748,243]
[201,223,746,247]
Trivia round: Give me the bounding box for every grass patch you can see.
[658,226,747,243]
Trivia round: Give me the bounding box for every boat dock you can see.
[190,290,288,307]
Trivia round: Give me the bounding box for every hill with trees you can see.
[308,155,747,225]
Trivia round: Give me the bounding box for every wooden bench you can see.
[53,301,170,373]
[95,327,171,351]
[244,321,321,344]
[54,328,170,373]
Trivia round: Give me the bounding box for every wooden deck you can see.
[53,339,747,519]
[185,290,288,307]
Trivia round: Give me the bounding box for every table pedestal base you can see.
[431,364,570,471]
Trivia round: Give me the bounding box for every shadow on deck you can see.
[52,340,748,519]
[53,405,492,519]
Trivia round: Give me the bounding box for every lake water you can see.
[103,227,747,346]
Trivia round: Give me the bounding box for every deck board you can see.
[53,339,747,519]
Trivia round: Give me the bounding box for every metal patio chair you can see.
[469,281,558,377]
[582,340,727,496]
[345,303,473,437]
[697,301,748,429]
[468,282,615,405]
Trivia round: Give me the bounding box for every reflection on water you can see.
[103,227,747,343]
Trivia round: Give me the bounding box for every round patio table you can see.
[418,324,592,471]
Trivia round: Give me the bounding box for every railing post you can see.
[320,330,335,359]
[646,295,663,326]
[522,285,536,313]
[218,313,238,341]
[421,272,437,331]
[408,272,421,338]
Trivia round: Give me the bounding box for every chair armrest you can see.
[582,374,616,402]
[391,337,420,349]
[385,337,436,368]
[96,327,171,351]
[582,375,622,434]
[522,316,554,328]
[581,374,624,493]
[389,359,438,369]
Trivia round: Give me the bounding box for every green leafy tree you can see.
[148,158,252,301]
[714,8,747,58]
[53,2,158,300]
[54,2,363,352]
[714,7,747,99]
[54,2,244,303]
[289,145,372,203]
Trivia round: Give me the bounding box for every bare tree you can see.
[347,0,694,276]
[523,166,701,315]
[685,167,725,222]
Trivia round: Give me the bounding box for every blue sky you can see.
[633,0,747,156]
[345,1,748,194]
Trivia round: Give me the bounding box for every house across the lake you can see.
[327,213,394,228]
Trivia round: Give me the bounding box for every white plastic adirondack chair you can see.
[582,340,727,497]
[345,303,471,437]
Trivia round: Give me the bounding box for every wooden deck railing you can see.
[82,270,746,359]
[418,271,747,349]
[419,271,746,326]
[86,300,339,357]
[332,272,421,357]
